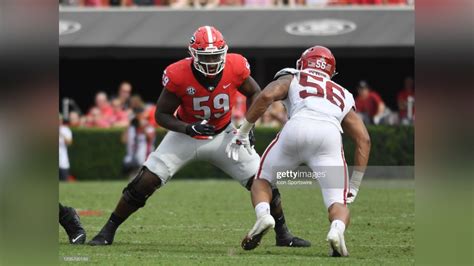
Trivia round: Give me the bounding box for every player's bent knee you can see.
[122,166,162,208]
[254,177,273,187]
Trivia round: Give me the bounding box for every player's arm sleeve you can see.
[234,55,251,86]
[162,69,179,94]
[344,93,356,116]
[273,68,299,80]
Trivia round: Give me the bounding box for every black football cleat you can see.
[88,221,117,246]
[59,207,86,245]
[241,230,267,251]
[276,235,311,247]
[88,233,113,246]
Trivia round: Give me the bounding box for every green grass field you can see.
[60,179,414,265]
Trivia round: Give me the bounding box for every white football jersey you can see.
[276,68,355,132]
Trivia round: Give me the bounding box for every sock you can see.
[113,197,140,221]
[274,214,285,228]
[104,213,125,232]
[255,202,270,219]
[274,214,291,237]
[110,213,125,225]
[330,220,346,234]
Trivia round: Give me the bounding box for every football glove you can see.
[226,119,254,161]
[185,120,216,137]
[226,132,254,161]
[346,171,364,204]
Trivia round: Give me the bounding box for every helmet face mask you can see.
[189,26,228,76]
[189,46,228,76]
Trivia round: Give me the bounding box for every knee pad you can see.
[122,167,162,208]
[270,188,281,208]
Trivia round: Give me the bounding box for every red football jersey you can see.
[162,53,250,131]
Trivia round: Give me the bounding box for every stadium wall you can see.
[68,126,413,180]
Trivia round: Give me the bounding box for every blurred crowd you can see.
[65,81,158,129]
[62,76,414,130]
[60,0,413,8]
[354,77,414,126]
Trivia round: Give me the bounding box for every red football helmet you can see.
[188,26,228,76]
[296,46,337,78]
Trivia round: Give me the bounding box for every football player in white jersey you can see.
[226,46,371,256]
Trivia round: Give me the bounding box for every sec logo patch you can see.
[186,87,196,95]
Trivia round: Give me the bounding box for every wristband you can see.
[350,170,364,188]
[239,118,254,135]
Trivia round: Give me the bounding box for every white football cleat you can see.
[241,214,275,250]
[326,227,349,257]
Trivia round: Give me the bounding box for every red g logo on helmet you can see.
[296,46,336,79]
[188,26,228,76]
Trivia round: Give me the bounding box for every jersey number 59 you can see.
[298,72,345,112]
[193,94,230,120]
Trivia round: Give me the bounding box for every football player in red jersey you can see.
[89,26,310,248]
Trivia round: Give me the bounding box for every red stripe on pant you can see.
[341,146,348,206]
[256,133,281,179]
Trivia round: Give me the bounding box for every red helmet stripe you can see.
[205,26,214,48]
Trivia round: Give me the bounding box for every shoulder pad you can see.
[274,68,299,80]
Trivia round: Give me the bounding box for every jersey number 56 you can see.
[298,72,345,112]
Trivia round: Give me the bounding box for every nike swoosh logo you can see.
[223,83,231,89]
[72,234,84,243]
